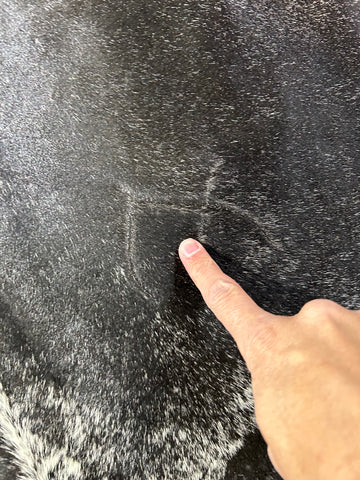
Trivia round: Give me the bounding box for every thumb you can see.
[178,238,277,372]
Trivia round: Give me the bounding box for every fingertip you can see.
[179,238,203,258]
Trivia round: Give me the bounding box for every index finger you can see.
[178,238,277,371]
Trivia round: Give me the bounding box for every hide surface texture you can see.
[0,1,359,478]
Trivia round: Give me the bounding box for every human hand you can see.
[178,238,360,480]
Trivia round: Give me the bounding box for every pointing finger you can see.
[178,238,277,371]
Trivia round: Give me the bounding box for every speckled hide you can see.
[0,1,359,479]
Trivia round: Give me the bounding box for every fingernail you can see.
[180,239,202,258]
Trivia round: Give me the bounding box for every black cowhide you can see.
[0,1,359,479]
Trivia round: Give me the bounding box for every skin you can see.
[178,238,360,480]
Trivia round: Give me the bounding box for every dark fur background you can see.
[0,1,359,478]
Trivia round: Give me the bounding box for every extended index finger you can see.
[178,238,276,370]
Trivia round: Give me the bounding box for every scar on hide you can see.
[119,166,283,298]
[123,200,151,301]
[120,161,281,251]
[198,158,225,243]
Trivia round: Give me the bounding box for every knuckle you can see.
[283,348,331,376]
[286,348,308,369]
[248,324,277,356]
[207,278,238,309]
[298,298,339,320]
[246,324,277,373]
